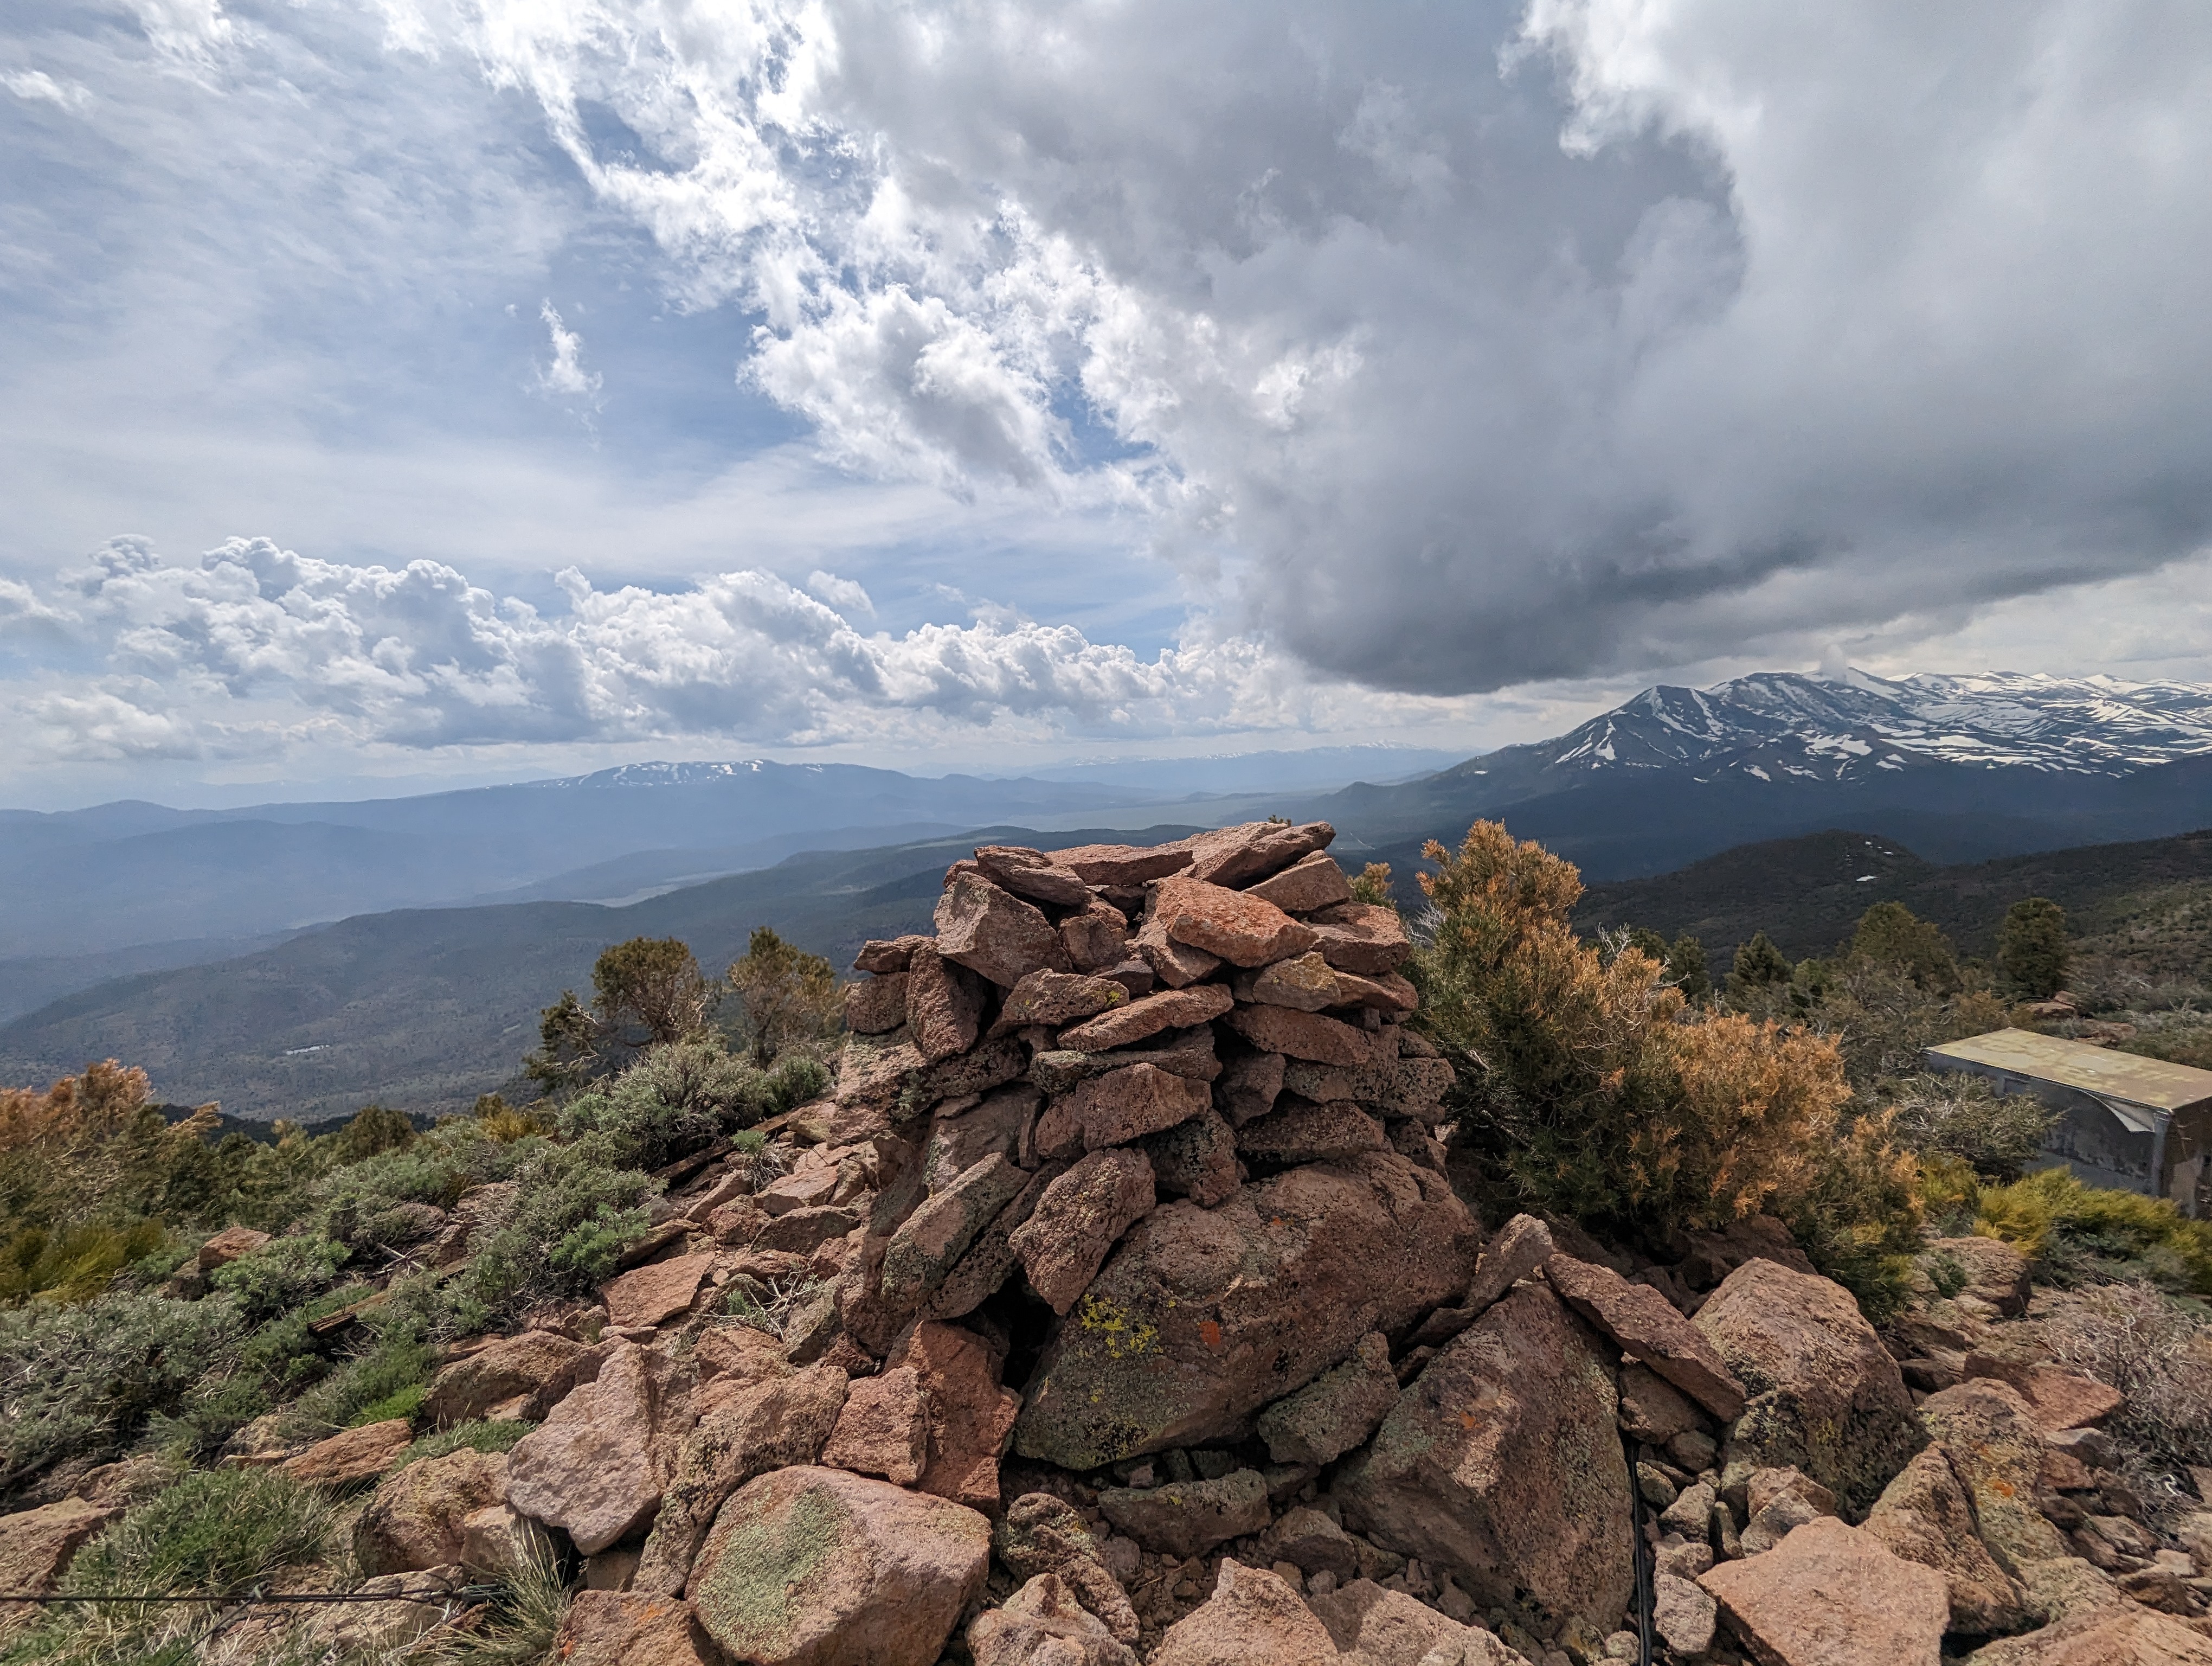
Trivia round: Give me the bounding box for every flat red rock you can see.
[1057,983,1232,1052]
[1150,876,1319,967]
[1224,1003,1386,1067]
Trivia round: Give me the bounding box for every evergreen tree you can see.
[1848,902,1961,994]
[1997,896,2070,999]
[1726,932,1793,1002]
[1669,934,1712,1003]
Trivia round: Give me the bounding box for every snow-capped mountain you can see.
[1443,671,2212,795]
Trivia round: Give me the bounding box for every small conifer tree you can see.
[1996,897,2069,1000]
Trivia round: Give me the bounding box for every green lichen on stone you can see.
[692,1483,851,1656]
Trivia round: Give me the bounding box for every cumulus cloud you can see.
[3,534,1463,762]
[430,0,2212,693]
[805,571,872,615]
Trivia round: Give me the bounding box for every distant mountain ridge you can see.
[1315,670,2212,882]
[1437,670,2212,796]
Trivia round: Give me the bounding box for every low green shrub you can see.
[0,1291,244,1497]
[556,1037,819,1171]
[441,1142,654,1327]
[208,1233,348,1325]
[309,1120,535,1250]
[1975,1168,2212,1292]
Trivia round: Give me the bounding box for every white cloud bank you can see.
[4,535,1488,764]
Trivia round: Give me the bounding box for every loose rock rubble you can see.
[25,822,2212,1666]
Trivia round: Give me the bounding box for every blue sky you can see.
[3,0,2211,809]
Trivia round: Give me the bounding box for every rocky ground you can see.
[7,820,2212,1666]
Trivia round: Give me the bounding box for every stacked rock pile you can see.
[261,820,2212,1666]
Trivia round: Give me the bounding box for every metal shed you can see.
[1924,1028,2212,1214]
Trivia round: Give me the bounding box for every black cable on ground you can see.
[1624,1434,1656,1666]
[0,1586,496,1605]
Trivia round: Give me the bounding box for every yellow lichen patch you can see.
[1076,1293,1159,1359]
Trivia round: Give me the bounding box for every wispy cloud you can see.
[3,69,91,110]
[531,299,602,417]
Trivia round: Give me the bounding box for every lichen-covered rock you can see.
[856,936,931,973]
[1183,821,1337,889]
[459,1502,557,1578]
[1060,1062,1214,1151]
[1147,876,1319,969]
[423,1328,590,1425]
[1214,1049,1286,1124]
[1332,1282,1632,1631]
[1918,1380,2071,1569]
[1234,1096,1387,1165]
[922,1086,1040,1193]
[925,1161,1064,1322]
[1223,1004,1384,1067]
[506,1340,668,1554]
[994,1491,1141,1643]
[975,846,1094,907]
[1464,1214,1556,1315]
[1544,1252,1745,1421]
[1013,1151,1476,1469]
[687,1466,991,1666]
[1616,1362,1701,1444]
[1256,1331,1400,1466]
[1139,1108,1240,1207]
[879,1152,1028,1311]
[1699,1516,1951,1665]
[936,874,1071,988]
[633,1361,850,1595]
[1865,1445,2037,1636]
[1301,902,1410,976]
[1097,1469,1270,1559]
[820,1364,930,1486]
[1654,1571,1718,1657]
[844,973,910,1034]
[1257,1507,1360,1578]
[1919,1236,2032,1318]
[1308,1577,1533,1664]
[353,1448,506,1575]
[992,969,1127,1035]
[1694,1258,1924,1518]
[1054,841,1199,887]
[1060,899,1135,972]
[1010,1148,1156,1313]
[1238,951,1341,1011]
[1278,1055,1455,1122]
[970,1572,1139,1666]
[1149,1559,1338,1666]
